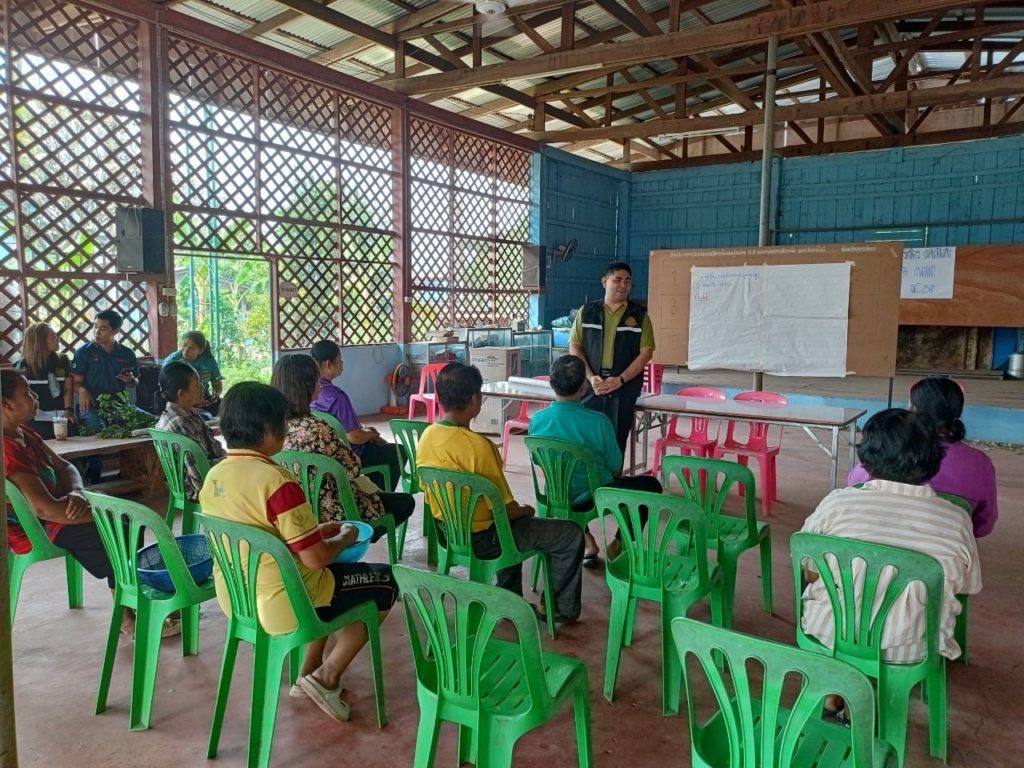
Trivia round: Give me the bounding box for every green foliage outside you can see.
[176,254,272,384]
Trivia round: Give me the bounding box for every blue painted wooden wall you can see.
[537,146,630,323]
[627,161,764,297]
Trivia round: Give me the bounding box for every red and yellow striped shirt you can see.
[199,449,333,634]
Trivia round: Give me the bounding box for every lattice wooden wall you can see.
[166,36,400,350]
[0,0,150,363]
[0,0,537,362]
[409,117,533,340]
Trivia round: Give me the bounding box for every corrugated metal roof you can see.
[163,0,1024,164]
[919,52,968,71]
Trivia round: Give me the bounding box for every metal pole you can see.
[754,34,779,393]
[0,435,19,767]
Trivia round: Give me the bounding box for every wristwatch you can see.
[619,375,626,386]
[64,406,74,413]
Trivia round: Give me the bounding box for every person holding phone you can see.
[70,309,141,480]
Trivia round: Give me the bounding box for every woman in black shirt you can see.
[16,322,75,439]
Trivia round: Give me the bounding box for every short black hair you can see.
[181,330,209,353]
[95,309,123,330]
[857,408,944,485]
[910,376,966,443]
[309,339,341,364]
[220,381,288,449]
[604,261,632,277]
[159,360,199,403]
[270,353,319,419]
[1,369,28,401]
[549,354,585,396]
[435,362,482,411]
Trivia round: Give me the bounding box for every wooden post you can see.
[0,435,18,767]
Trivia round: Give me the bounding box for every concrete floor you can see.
[8,419,1023,767]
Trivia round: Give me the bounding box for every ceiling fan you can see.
[463,0,528,39]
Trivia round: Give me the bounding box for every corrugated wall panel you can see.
[628,162,761,293]
[539,147,629,323]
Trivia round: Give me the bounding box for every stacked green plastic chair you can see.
[83,491,216,731]
[417,466,558,638]
[524,435,605,588]
[660,454,773,626]
[936,491,973,664]
[273,449,402,565]
[389,418,432,563]
[594,487,724,715]
[147,428,212,534]
[6,478,83,623]
[670,616,897,768]
[791,532,947,768]
[198,511,386,768]
[393,564,592,768]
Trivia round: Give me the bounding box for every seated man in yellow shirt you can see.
[416,362,585,624]
[199,381,396,723]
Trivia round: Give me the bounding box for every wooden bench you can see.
[46,435,165,498]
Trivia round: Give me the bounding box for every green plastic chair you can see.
[524,435,605,589]
[273,449,403,565]
[670,616,897,768]
[311,408,394,491]
[147,428,212,535]
[198,511,386,768]
[83,491,216,731]
[936,491,972,665]
[390,418,433,563]
[660,454,773,627]
[393,564,592,768]
[791,532,946,768]
[417,466,558,638]
[594,487,724,715]
[5,478,83,623]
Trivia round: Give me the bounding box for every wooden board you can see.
[647,243,902,378]
[898,245,1024,327]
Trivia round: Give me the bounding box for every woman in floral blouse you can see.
[271,353,414,542]
[154,361,226,500]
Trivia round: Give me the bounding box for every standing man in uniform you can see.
[569,261,655,460]
[569,262,655,564]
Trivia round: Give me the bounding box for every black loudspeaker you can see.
[522,244,546,290]
[115,206,166,274]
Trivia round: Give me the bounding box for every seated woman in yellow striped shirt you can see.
[199,382,396,723]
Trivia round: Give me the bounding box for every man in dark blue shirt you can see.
[71,309,140,435]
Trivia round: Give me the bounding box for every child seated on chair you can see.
[801,408,981,665]
[154,361,225,501]
[527,354,662,564]
[199,381,397,722]
[416,362,584,624]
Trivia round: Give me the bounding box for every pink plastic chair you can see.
[641,363,664,395]
[714,391,788,516]
[407,363,446,422]
[651,386,727,475]
[500,376,549,464]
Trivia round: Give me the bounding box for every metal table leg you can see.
[829,426,840,489]
[848,422,857,475]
